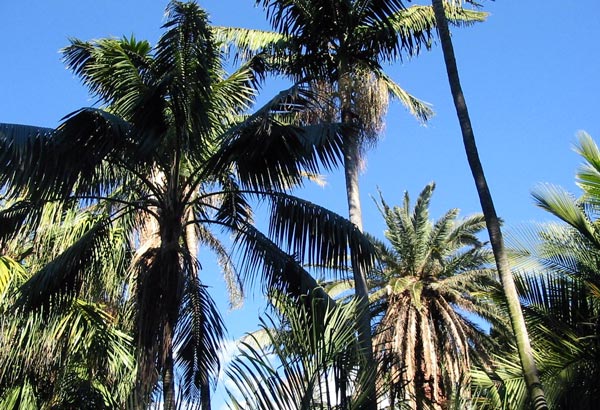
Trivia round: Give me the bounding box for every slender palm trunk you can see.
[340,77,377,410]
[430,1,547,409]
[163,325,177,410]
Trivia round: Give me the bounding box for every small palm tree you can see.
[369,183,499,409]
[225,294,373,410]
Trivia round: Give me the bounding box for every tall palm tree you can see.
[366,183,499,409]
[430,1,548,408]
[214,4,486,405]
[0,2,376,408]
[472,133,600,409]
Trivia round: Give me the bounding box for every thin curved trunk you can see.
[430,1,548,409]
[340,76,376,409]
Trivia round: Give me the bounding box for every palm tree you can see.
[430,1,548,408]
[366,183,499,409]
[0,2,376,408]
[472,134,600,409]
[225,293,373,410]
[0,201,136,409]
[515,132,600,408]
[227,294,357,410]
[214,4,486,405]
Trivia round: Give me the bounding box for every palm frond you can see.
[267,192,376,274]
[376,68,434,123]
[175,271,225,406]
[532,183,600,247]
[205,84,345,192]
[212,26,288,62]
[229,220,334,306]
[62,36,153,118]
[225,295,368,409]
[14,218,111,311]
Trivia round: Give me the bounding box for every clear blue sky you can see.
[2,0,599,407]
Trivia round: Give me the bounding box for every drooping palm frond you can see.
[375,67,434,123]
[0,110,143,203]
[15,217,116,311]
[174,269,225,407]
[195,222,244,309]
[229,219,333,306]
[266,192,376,273]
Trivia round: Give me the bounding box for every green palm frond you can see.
[62,36,153,118]
[15,218,112,311]
[323,278,355,299]
[365,3,487,62]
[212,26,288,61]
[0,110,140,202]
[209,60,257,118]
[374,67,434,124]
[175,271,225,406]
[195,222,244,309]
[205,84,345,192]
[575,131,600,203]
[532,183,600,248]
[230,220,334,306]
[225,295,371,409]
[267,192,376,273]
[0,256,27,302]
[447,213,487,247]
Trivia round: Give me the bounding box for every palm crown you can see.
[369,183,498,409]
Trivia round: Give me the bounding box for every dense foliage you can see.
[0,1,596,409]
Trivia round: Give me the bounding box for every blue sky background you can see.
[2,0,599,407]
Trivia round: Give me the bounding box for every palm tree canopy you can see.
[214,1,486,130]
[239,1,486,80]
[369,183,499,408]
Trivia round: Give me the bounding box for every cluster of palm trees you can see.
[0,0,597,409]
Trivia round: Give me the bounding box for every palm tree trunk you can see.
[430,1,548,409]
[341,80,377,410]
[163,335,177,410]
